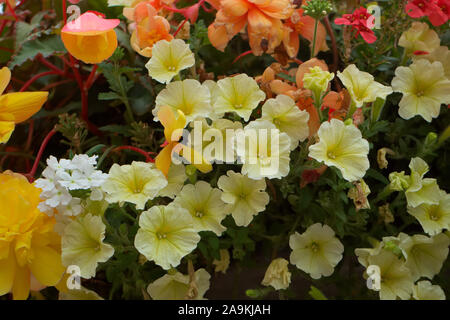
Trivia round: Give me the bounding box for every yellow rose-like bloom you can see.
[61,213,114,279]
[61,12,120,64]
[392,59,450,122]
[154,79,212,123]
[408,190,450,236]
[413,280,446,300]
[0,67,48,144]
[0,171,65,300]
[337,64,393,108]
[213,74,266,121]
[134,204,200,270]
[173,181,229,236]
[405,157,440,208]
[260,94,310,150]
[145,39,195,84]
[413,46,450,80]
[101,161,168,210]
[303,66,335,104]
[147,268,211,300]
[289,223,344,279]
[261,258,291,291]
[398,22,440,56]
[309,119,370,182]
[217,170,269,227]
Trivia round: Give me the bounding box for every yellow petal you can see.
[0,92,48,123]
[0,248,16,296]
[179,145,213,174]
[158,105,186,142]
[12,266,30,300]
[155,144,174,177]
[0,67,11,96]
[0,121,15,144]
[29,246,64,287]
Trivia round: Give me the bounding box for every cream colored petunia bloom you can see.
[289,223,344,279]
[158,164,187,199]
[145,39,195,84]
[217,170,269,227]
[261,258,291,290]
[173,181,229,236]
[101,161,167,210]
[154,79,212,123]
[213,74,266,121]
[147,268,211,300]
[134,204,200,270]
[398,22,440,56]
[408,190,450,236]
[392,60,450,122]
[413,46,450,80]
[260,94,310,150]
[303,66,335,104]
[236,120,292,180]
[412,280,446,300]
[308,119,370,182]
[337,64,393,108]
[61,213,115,279]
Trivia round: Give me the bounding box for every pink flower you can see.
[405,0,449,26]
[334,7,377,44]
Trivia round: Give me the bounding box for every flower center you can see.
[239,192,247,200]
[429,209,440,221]
[156,232,167,240]
[416,90,424,97]
[234,103,243,109]
[168,66,176,72]
[273,118,281,127]
[195,211,204,218]
[310,242,320,253]
[327,151,337,159]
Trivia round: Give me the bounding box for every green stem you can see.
[346,101,357,120]
[311,18,319,58]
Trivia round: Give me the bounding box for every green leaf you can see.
[309,286,328,300]
[99,92,122,101]
[371,97,386,123]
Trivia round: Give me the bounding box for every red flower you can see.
[334,7,377,44]
[405,0,449,26]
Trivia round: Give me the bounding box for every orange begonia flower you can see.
[208,0,294,56]
[124,1,174,57]
[61,12,120,64]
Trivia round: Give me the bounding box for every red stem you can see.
[25,129,58,182]
[5,0,18,21]
[173,18,188,38]
[233,50,253,64]
[323,16,339,73]
[63,0,67,24]
[113,146,155,163]
[85,65,99,90]
[37,55,66,75]
[19,71,58,92]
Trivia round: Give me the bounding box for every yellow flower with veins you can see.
[337,64,393,108]
[392,59,450,122]
[398,22,440,56]
[0,67,48,144]
[413,280,446,300]
[101,161,168,210]
[289,223,344,279]
[0,171,65,300]
[145,39,195,84]
[309,119,370,182]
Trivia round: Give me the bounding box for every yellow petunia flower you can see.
[213,74,266,121]
[398,22,440,56]
[145,39,195,84]
[303,66,335,105]
[61,12,120,64]
[147,268,211,300]
[61,213,115,279]
[157,164,187,199]
[392,59,450,122]
[261,258,291,291]
[101,161,168,210]
[0,171,65,300]
[173,181,229,236]
[260,94,310,150]
[413,280,446,300]
[308,119,370,182]
[134,204,200,270]
[413,46,450,80]
[408,190,450,236]
[289,223,344,279]
[337,64,392,108]
[404,157,440,208]
[0,67,48,144]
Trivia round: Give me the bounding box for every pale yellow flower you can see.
[392,59,450,122]
[413,46,450,80]
[102,161,167,210]
[398,22,440,56]
[405,157,440,208]
[61,213,115,279]
[212,249,230,274]
[408,190,450,236]
[337,64,392,108]
[260,94,310,150]
[236,120,292,180]
[289,223,344,279]
[213,74,266,121]
[158,164,187,199]
[413,280,446,300]
[308,119,370,182]
[134,204,200,270]
[154,79,212,123]
[217,170,269,227]
[347,179,371,210]
[261,258,291,290]
[147,268,211,300]
[303,66,334,104]
[145,39,195,84]
[173,181,229,236]
[59,286,104,300]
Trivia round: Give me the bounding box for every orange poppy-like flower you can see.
[61,12,120,64]
[124,1,174,57]
[208,0,294,56]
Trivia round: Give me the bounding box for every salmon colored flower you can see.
[208,0,294,56]
[0,67,48,144]
[0,171,65,300]
[61,12,120,64]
